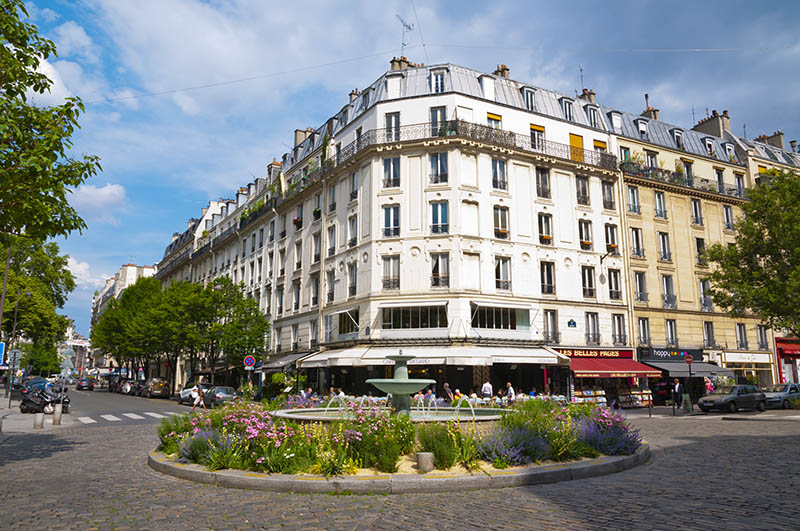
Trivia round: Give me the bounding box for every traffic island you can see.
[148,443,650,494]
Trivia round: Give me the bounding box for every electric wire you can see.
[410,0,430,64]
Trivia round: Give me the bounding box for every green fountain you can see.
[365,351,436,415]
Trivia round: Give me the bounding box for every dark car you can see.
[698,385,766,413]
[76,377,95,391]
[763,383,800,409]
[143,378,170,398]
[202,386,239,408]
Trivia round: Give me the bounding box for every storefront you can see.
[556,348,660,408]
[639,347,734,405]
[720,351,775,387]
[775,338,799,384]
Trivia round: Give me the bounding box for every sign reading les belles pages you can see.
[556,348,633,359]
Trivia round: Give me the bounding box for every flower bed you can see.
[157,400,642,477]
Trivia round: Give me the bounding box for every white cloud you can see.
[67,257,108,289]
[26,58,72,105]
[53,21,100,64]
[27,2,60,23]
[71,183,127,226]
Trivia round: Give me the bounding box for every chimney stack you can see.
[349,88,360,102]
[578,88,597,104]
[640,93,659,120]
[691,109,731,138]
[390,57,401,71]
[294,128,313,147]
[790,140,797,152]
[493,64,510,79]
[764,131,786,150]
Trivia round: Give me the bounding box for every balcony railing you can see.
[430,173,448,184]
[541,283,555,295]
[310,339,319,349]
[666,337,679,347]
[737,340,749,350]
[612,334,628,346]
[383,277,400,290]
[655,208,668,219]
[431,224,449,234]
[635,291,649,302]
[493,179,508,190]
[606,243,619,255]
[279,268,285,277]
[495,229,509,239]
[329,202,336,212]
[431,275,450,288]
[383,227,400,238]
[543,331,561,343]
[280,230,286,239]
[348,284,357,296]
[659,251,672,262]
[577,193,590,206]
[328,247,335,257]
[583,287,596,298]
[586,333,601,345]
[495,279,511,290]
[313,209,321,221]
[692,215,704,226]
[631,248,645,258]
[724,221,734,230]
[311,296,318,306]
[580,240,592,251]
[758,341,769,351]
[609,289,622,300]
[639,338,651,347]
[539,234,553,245]
[349,190,358,201]
[537,185,551,199]
[313,253,320,263]
[327,290,334,302]
[704,338,717,348]
[603,199,616,210]
[383,178,400,188]
[663,294,676,309]
[620,161,747,199]
[628,204,641,214]
[348,237,357,248]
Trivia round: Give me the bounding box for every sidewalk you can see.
[0,397,74,435]
[624,404,800,420]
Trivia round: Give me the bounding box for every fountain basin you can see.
[365,379,437,396]
[272,407,503,423]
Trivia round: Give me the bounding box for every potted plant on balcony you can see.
[293,216,302,227]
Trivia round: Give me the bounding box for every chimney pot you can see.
[790,140,797,152]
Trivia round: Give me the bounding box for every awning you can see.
[571,358,662,378]
[361,345,492,366]
[379,300,448,308]
[297,347,370,369]
[488,346,568,365]
[642,360,734,378]
[263,352,311,371]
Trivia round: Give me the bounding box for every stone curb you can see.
[148,443,650,494]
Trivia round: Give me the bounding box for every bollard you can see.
[0,418,3,432]
[34,412,45,429]
[53,404,62,425]
[416,452,434,473]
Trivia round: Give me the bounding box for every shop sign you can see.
[776,338,800,357]
[557,348,633,359]
[639,347,703,361]
[725,351,772,364]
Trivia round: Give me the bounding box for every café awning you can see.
[571,358,662,378]
[643,360,733,378]
[262,352,311,371]
[297,347,370,369]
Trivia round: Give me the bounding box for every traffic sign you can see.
[0,342,4,361]
[245,366,255,371]
[243,355,256,367]
[685,354,694,364]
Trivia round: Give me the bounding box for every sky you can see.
[22,0,800,337]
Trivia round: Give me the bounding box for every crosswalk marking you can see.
[77,417,96,424]
[100,414,121,421]
[122,413,145,420]
[144,412,166,418]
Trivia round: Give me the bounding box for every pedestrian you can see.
[481,380,493,398]
[672,378,684,409]
[506,382,516,402]
[337,387,345,398]
[442,382,454,405]
[191,381,207,413]
[528,387,537,397]
[704,377,714,395]
[328,386,335,399]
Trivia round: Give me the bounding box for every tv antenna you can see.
[579,65,584,90]
[396,14,414,57]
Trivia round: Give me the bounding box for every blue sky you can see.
[25,0,799,336]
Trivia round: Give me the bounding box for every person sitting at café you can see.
[528,387,537,397]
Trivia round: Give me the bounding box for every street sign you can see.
[685,354,694,364]
[243,355,256,368]
[0,342,4,361]
[9,349,21,361]
[245,366,254,371]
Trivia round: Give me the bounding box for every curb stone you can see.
[148,443,650,494]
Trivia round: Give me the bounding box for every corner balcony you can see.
[620,161,747,199]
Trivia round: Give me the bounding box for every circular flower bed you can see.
[157,399,643,476]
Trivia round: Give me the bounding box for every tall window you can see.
[277,289,284,314]
[348,263,357,296]
[608,269,621,300]
[757,325,768,350]
[536,167,550,198]
[696,238,706,265]
[674,130,683,148]
[329,183,337,210]
[350,171,358,200]
[561,99,574,121]
[348,215,358,247]
[543,309,558,343]
[612,314,626,345]
[493,206,509,239]
[576,176,590,205]
[638,317,651,345]
[665,319,678,346]
[619,146,631,161]
[432,71,445,93]
[430,106,446,136]
[605,224,618,254]
[628,185,640,214]
[531,125,545,150]
[292,282,300,311]
[587,107,600,128]
[658,232,671,261]
[431,253,450,287]
[487,113,502,129]
[295,242,302,270]
[269,220,275,241]
[538,213,553,245]
[716,168,725,193]
[578,219,593,250]
[638,121,648,140]
[582,266,595,298]
[523,89,536,111]
[691,199,703,225]
[683,160,693,180]
[383,255,400,290]
[585,312,600,344]
[383,205,400,237]
[703,321,715,347]
[385,112,400,141]
[602,180,615,210]
[326,270,335,302]
[310,320,318,346]
[736,323,748,349]
[431,202,449,234]
[279,249,286,275]
[258,228,264,248]
[723,205,734,230]
[662,275,675,308]
[540,261,555,294]
[311,276,319,306]
[313,233,321,262]
[495,256,511,290]
[630,227,644,257]
[492,159,507,189]
[646,151,658,168]
[327,226,336,256]
[699,278,712,311]
[654,191,667,219]
[383,157,400,187]
[430,152,448,183]
[634,271,647,302]
[735,174,745,197]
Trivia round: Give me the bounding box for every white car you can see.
[177,382,212,405]
[46,374,60,383]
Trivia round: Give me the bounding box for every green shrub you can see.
[202,433,246,471]
[374,439,402,473]
[157,413,193,454]
[448,422,481,471]
[390,414,416,454]
[418,423,457,470]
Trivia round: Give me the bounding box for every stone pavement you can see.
[1,413,799,530]
[0,398,75,434]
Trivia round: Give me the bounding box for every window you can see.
[383,157,400,187]
[638,318,650,345]
[269,220,275,242]
[292,282,300,311]
[432,71,445,93]
[383,306,448,329]
[634,271,647,302]
[543,310,559,343]
[630,227,644,257]
[530,124,545,151]
[383,255,400,290]
[326,270,335,302]
[757,325,768,350]
[347,263,357,296]
[430,106,446,136]
[561,99,574,121]
[536,167,550,198]
[587,107,600,128]
[637,121,648,140]
[495,256,511,290]
[723,205,734,230]
[662,275,675,309]
[327,226,336,256]
[348,215,358,247]
[576,176,589,205]
[295,242,302,270]
[540,261,555,295]
[385,112,400,141]
[704,138,714,157]
[665,319,678,346]
[487,112,502,129]
[522,88,536,111]
[658,232,671,261]
[329,183,337,211]
[585,312,600,344]
[251,233,257,253]
[471,304,525,330]
[696,238,706,265]
[430,152,448,183]
[493,206,509,238]
[619,146,631,161]
[279,249,286,275]
[736,323,748,349]
[311,275,319,306]
[683,160,693,179]
[601,181,615,210]
[431,253,450,287]
[350,171,358,200]
[313,233,321,263]
[339,308,359,335]
[735,174,745,197]
[431,202,449,234]
[691,199,703,225]
[608,269,621,300]
[538,213,553,245]
[627,185,640,214]
[716,168,725,193]
[277,288,284,314]
[310,320,318,346]
[725,143,735,161]
[605,224,618,254]
[383,205,400,237]
[582,266,595,298]
[674,130,683,149]
[274,327,282,351]
[612,314,626,345]
[492,159,507,189]
[258,228,264,248]
[703,321,715,348]
[241,239,246,257]
[654,191,667,219]
[578,219,593,250]
[646,151,658,168]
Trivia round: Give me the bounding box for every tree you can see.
[707,168,800,336]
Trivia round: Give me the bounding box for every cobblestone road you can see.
[1,413,799,530]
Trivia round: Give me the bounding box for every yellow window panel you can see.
[593,140,607,149]
[530,124,545,132]
[487,112,502,121]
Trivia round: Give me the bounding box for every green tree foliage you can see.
[707,168,800,336]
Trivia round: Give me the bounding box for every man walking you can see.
[191,380,207,413]
[672,378,683,410]
[481,380,493,398]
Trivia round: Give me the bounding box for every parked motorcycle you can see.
[20,387,70,415]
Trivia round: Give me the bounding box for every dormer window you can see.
[635,119,648,141]
[361,92,369,111]
[587,106,600,129]
[560,98,574,121]
[609,111,622,131]
[672,129,684,149]
[704,138,715,157]
[432,70,445,94]
[522,88,536,111]
[725,143,735,161]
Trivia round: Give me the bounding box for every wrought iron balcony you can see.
[383,277,400,290]
[704,338,718,348]
[663,294,676,309]
[279,268,285,277]
[537,185,551,199]
[612,334,628,346]
[635,291,649,302]
[539,234,553,245]
[348,237,357,248]
[628,203,641,214]
[311,296,318,306]
[431,224,449,234]
[758,341,769,351]
[692,215,704,226]
[609,289,622,300]
[543,331,561,343]
[310,339,319,349]
[328,247,335,257]
[659,251,672,262]
[631,248,645,258]
[606,243,619,255]
[295,261,302,271]
[350,190,358,201]
[638,338,651,347]
[492,179,508,190]
[280,230,286,239]
[737,340,749,350]
[620,161,748,199]
[292,342,299,351]
[580,240,593,251]
[655,208,668,219]
[541,283,555,295]
[583,287,596,298]
[586,333,601,345]
[313,209,321,221]
[496,279,511,290]
[383,178,400,188]
[577,193,590,206]
[494,228,509,239]
[666,337,679,347]
[329,202,336,212]
[348,284,357,297]
[431,275,450,288]
[724,221,734,230]
[383,227,400,238]
[603,199,616,210]
[327,290,334,302]
[313,253,320,263]
[430,173,448,184]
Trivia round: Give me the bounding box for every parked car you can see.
[143,378,170,398]
[119,379,135,395]
[177,382,212,405]
[132,380,147,396]
[763,383,800,409]
[698,385,766,413]
[76,377,95,391]
[202,386,239,408]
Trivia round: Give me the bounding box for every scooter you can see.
[20,387,71,415]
